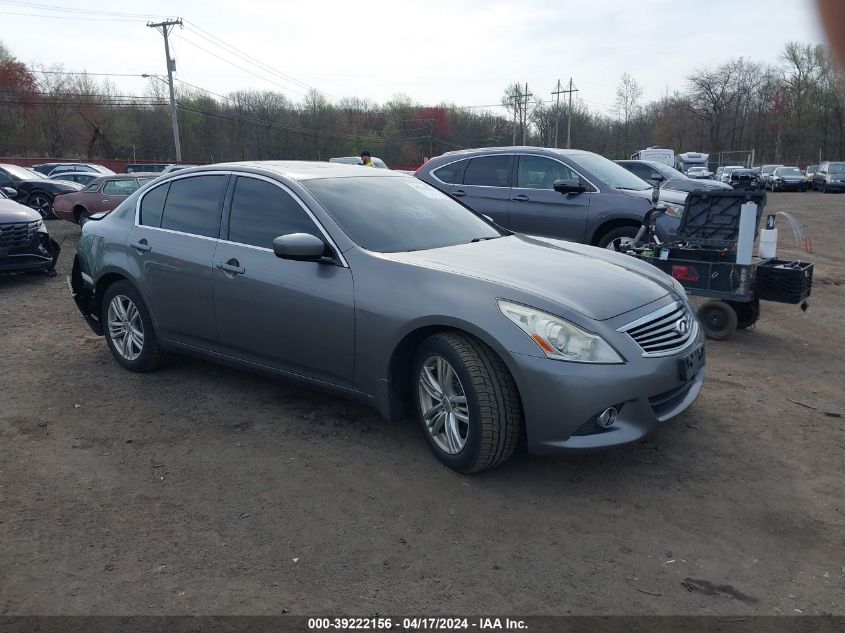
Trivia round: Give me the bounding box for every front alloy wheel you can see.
[27,193,53,219]
[107,295,144,361]
[418,356,470,454]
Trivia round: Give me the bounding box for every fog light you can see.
[596,407,618,429]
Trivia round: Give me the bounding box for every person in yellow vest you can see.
[360,150,375,167]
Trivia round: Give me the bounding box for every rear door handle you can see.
[512,194,529,202]
[216,260,245,275]
[452,189,466,198]
[130,240,151,252]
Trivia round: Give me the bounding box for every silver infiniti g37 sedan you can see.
[70,162,705,473]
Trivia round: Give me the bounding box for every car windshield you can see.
[304,176,504,253]
[828,162,845,174]
[565,152,651,190]
[775,167,802,176]
[4,165,44,180]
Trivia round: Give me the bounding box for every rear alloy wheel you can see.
[598,226,639,252]
[102,281,168,372]
[697,300,738,340]
[27,192,54,219]
[413,332,520,473]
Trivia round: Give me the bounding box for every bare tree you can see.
[615,72,642,154]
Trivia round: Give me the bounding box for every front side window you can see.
[103,179,140,196]
[516,156,577,189]
[227,177,320,249]
[159,175,227,238]
[463,155,512,187]
[564,152,651,191]
[304,176,503,253]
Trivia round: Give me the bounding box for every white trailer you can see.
[630,147,675,167]
[676,152,710,173]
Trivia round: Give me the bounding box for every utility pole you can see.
[552,79,562,148]
[522,82,532,145]
[551,77,578,149]
[147,18,183,162]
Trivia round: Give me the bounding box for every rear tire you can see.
[412,332,521,473]
[597,225,639,251]
[101,281,168,372]
[727,299,760,330]
[697,300,738,340]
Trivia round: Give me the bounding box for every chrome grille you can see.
[0,220,39,249]
[619,301,695,356]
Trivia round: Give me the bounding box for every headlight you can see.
[656,202,683,218]
[670,275,687,298]
[497,300,624,364]
[34,219,45,231]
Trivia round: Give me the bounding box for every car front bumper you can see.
[506,327,705,454]
[820,180,845,190]
[0,231,59,274]
[772,180,806,190]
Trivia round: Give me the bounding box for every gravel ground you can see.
[1,191,843,616]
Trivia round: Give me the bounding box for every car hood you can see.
[0,197,41,222]
[382,235,673,321]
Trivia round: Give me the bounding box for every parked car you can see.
[770,166,807,192]
[0,186,60,275]
[329,156,389,168]
[812,161,845,192]
[49,171,99,186]
[729,169,762,190]
[53,174,157,224]
[655,177,732,213]
[32,162,114,177]
[759,164,783,188]
[685,166,713,179]
[805,164,818,183]
[70,162,704,473]
[615,159,687,189]
[0,163,83,218]
[719,165,745,184]
[416,147,673,251]
[126,163,171,174]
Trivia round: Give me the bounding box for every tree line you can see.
[1,40,842,168]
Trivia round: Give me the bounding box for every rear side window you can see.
[160,175,227,238]
[227,177,320,249]
[463,155,513,187]
[139,182,169,227]
[433,159,468,184]
[84,181,101,192]
[103,179,139,196]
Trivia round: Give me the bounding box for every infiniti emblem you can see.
[675,318,689,335]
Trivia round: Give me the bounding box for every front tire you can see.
[101,281,168,372]
[27,191,55,219]
[413,332,520,473]
[598,225,639,251]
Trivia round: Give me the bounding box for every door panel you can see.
[213,243,355,386]
[457,155,513,226]
[508,155,590,241]
[125,225,219,346]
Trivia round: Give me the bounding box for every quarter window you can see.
[139,182,169,227]
[517,156,577,189]
[159,175,227,238]
[433,159,469,184]
[227,177,321,249]
[463,155,513,187]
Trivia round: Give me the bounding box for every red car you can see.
[53,173,157,224]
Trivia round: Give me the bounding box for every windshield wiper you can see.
[469,236,501,243]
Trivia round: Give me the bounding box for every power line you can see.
[0,0,165,19]
[0,10,144,22]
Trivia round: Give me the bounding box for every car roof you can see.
[172,160,405,181]
[439,146,594,158]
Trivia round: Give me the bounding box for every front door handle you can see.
[130,239,151,252]
[101,199,109,204]
[452,189,466,198]
[512,194,530,202]
[216,259,245,275]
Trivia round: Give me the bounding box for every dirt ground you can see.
[1,192,843,617]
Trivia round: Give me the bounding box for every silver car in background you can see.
[70,162,704,473]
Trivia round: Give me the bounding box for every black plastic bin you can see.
[755,259,814,304]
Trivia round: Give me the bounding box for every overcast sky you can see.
[1,0,828,114]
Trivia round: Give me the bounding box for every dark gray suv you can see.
[415,147,676,249]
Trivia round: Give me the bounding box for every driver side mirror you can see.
[1,186,17,197]
[273,233,331,262]
[650,173,665,182]
[553,178,586,194]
